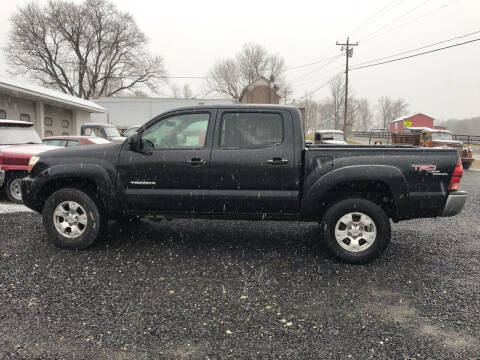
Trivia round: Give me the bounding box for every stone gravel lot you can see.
[0,172,479,359]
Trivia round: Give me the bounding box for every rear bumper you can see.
[441,191,467,217]
[0,170,4,187]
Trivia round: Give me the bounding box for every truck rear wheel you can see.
[322,198,391,264]
[5,172,27,204]
[42,188,106,249]
[462,161,472,170]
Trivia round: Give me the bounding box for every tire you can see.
[322,198,391,264]
[42,188,106,249]
[462,161,472,170]
[5,172,27,204]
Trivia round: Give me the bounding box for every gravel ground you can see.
[0,172,479,359]
[0,203,33,214]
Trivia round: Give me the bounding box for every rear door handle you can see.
[186,158,206,166]
[266,158,289,165]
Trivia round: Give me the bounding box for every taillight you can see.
[448,158,463,190]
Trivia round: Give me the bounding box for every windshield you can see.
[432,132,453,141]
[0,126,42,145]
[320,132,344,141]
[104,126,121,137]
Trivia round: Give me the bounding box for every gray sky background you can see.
[0,0,479,120]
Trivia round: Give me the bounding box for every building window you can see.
[44,117,53,126]
[0,110,6,119]
[61,120,70,128]
[20,113,30,122]
[45,130,53,137]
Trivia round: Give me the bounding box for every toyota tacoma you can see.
[21,105,467,263]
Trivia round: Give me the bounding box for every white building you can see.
[0,77,106,138]
[90,97,234,130]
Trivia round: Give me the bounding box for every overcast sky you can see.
[0,0,479,120]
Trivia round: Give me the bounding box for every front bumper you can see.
[441,191,467,217]
[0,170,4,187]
[21,176,40,212]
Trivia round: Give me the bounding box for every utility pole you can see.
[336,37,358,137]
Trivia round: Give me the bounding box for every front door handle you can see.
[186,158,206,166]
[266,158,289,165]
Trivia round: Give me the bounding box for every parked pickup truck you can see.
[22,105,467,264]
[0,120,59,203]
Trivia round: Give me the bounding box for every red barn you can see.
[390,113,434,133]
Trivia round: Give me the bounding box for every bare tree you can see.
[357,98,372,132]
[378,96,409,129]
[5,0,166,99]
[170,84,180,98]
[297,95,319,135]
[205,43,287,100]
[297,96,335,135]
[328,77,345,130]
[346,97,359,134]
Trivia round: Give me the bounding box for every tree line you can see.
[297,79,409,135]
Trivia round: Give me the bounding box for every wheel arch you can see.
[301,165,409,221]
[33,164,123,217]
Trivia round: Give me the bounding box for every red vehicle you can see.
[43,135,110,147]
[0,120,59,203]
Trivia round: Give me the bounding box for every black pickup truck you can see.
[22,105,466,263]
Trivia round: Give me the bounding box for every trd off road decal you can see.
[411,164,447,176]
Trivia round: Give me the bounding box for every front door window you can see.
[142,113,210,150]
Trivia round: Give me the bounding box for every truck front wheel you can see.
[322,198,391,264]
[42,188,106,249]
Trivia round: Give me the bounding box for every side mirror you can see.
[127,132,139,151]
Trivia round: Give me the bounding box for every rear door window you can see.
[219,112,283,149]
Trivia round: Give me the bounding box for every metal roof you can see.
[0,119,35,126]
[0,77,106,113]
[391,113,434,123]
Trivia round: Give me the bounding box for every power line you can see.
[359,0,431,42]
[285,54,344,71]
[304,72,344,96]
[293,65,345,87]
[354,29,480,67]
[361,0,462,42]
[350,37,480,70]
[288,54,344,83]
[346,0,404,37]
